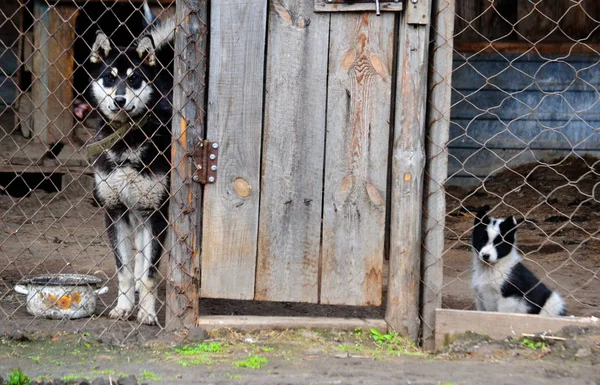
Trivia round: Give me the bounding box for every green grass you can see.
[5,368,31,385]
[369,328,423,357]
[233,355,269,369]
[175,342,225,355]
[521,337,547,350]
[61,375,91,382]
[139,370,162,382]
[226,373,242,380]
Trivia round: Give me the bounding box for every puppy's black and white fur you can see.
[471,210,566,316]
[87,18,175,325]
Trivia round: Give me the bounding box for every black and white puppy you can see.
[471,210,566,316]
[87,18,175,325]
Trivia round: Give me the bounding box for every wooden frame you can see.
[455,41,600,55]
[435,309,600,350]
[197,316,388,332]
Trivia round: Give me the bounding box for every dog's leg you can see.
[134,220,146,293]
[106,210,135,320]
[136,210,167,325]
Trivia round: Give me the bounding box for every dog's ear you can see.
[474,206,490,226]
[90,30,111,64]
[136,35,156,66]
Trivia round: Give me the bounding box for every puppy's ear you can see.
[90,30,111,64]
[136,35,156,66]
[504,216,519,230]
[474,206,490,226]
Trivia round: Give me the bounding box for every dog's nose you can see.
[481,253,490,262]
[114,97,127,108]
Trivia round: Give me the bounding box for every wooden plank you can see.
[386,5,433,342]
[406,0,430,25]
[200,0,267,300]
[435,309,600,350]
[480,0,517,41]
[559,1,599,43]
[454,0,480,42]
[516,0,559,43]
[320,13,394,306]
[455,41,600,55]
[32,3,77,145]
[421,0,455,351]
[197,315,388,332]
[314,1,403,13]
[254,0,330,303]
[166,0,207,330]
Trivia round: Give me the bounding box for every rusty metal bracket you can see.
[192,140,218,184]
[314,0,403,14]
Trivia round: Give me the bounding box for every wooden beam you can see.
[32,2,77,145]
[166,0,207,330]
[200,0,267,300]
[386,2,433,342]
[197,315,388,332]
[435,309,600,350]
[420,0,455,351]
[454,41,600,55]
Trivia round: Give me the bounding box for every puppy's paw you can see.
[109,306,133,320]
[137,308,158,325]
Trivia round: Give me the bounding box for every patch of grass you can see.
[175,342,225,355]
[34,375,52,382]
[180,355,214,367]
[369,328,423,357]
[91,369,117,376]
[439,382,454,385]
[259,346,274,353]
[5,368,31,385]
[521,338,547,350]
[226,373,242,380]
[353,327,363,337]
[30,356,40,363]
[139,370,162,382]
[233,355,269,369]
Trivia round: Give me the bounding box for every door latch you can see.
[315,0,403,15]
[192,140,219,184]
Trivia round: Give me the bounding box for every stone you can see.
[186,327,207,342]
[91,378,109,385]
[117,375,138,385]
[575,348,592,358]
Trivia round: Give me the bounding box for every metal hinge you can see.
[192,140,219,184]
[315,0,403,15]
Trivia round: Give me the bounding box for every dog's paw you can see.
[137,308,158,325]
[109,306,133,320]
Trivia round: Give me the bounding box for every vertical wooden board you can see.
[516,0,559,42]
[32,3,76,145]
[201,0,267,300]
[454,0,480,42]
[421,0,455,351]
[386,6,433,342]
[254,0,330,303]
[480,0,517,42]
[320,13,394,306]
[166,0,207,330]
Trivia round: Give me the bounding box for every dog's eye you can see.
[104,74,116,84]
[128,74,139,84]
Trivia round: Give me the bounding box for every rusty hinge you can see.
[192,140,218,184]
[315,0,403,15]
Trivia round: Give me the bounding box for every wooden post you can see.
[32,1,77,145]
[386,0,433,342]
[421,0,455,351]
[166,0,208,330]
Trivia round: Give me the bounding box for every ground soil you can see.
[0,327,599,385]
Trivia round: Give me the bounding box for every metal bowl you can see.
[14,274,108,319]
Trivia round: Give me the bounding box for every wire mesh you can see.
[423,0,600,339]
[0,0,205,344]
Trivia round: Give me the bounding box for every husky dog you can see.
[87,18,175,325]
[471,209,566,316]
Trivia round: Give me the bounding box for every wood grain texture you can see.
[421,0,455,351]
[406,0,430,25]
[200,0,267,300]
[454,0,480,41]
[198,315,388,332]
[516,0,559,43]
[479,0,517,41]
[320,13,394,306]
[435,309,600,350]
[386,6,433,342]
[166,0,207,330]
[32,3,77,145]
[314,0,403,13]
[254,0,329,303]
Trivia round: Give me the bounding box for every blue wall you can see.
[448,51,600,186]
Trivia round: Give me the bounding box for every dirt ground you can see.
[0,326,599,385]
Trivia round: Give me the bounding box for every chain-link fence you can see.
[422,0,600,347]
[0,0,208,344]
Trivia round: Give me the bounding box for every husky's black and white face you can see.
[88,32,157,122]
[472,211,519,264]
